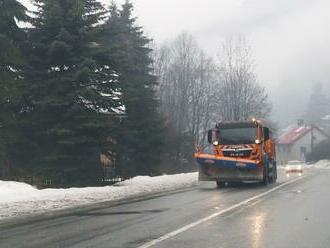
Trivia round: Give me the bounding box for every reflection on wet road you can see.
[1,169,329,248]
[251,212,265,248]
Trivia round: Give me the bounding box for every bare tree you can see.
[154,34,271,152]
[154,33,219,147]
[189,50,219,145]
[217,36,271,121]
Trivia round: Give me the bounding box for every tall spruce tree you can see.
[101,1,163,177]
[0,0,28,178]
[23,0,120,185]
[305,82,329,124]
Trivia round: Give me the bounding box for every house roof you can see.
[277,126,311,145]
[277,125,329,145]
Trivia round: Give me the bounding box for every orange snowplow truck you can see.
[195,119,277,187]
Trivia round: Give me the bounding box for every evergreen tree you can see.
[101,1,164,177]
[305,82,329,124]
[0,0,28,178]
[23,0,120,185]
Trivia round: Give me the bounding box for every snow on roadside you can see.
[311,160,330,169]
[279,160,330,169]
[0,173,198,220]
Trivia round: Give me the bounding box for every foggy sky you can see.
[20,0,330,126]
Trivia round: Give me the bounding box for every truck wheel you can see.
[269,165,274,183]
[262,165,269,185]
[216,181,226,188]
[273,163,277,183]
[269,162,277,184]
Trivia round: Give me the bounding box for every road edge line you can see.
[137,176,306,248]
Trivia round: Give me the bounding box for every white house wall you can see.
[276,129,328,165]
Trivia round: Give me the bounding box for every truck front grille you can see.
[222,149,252,158]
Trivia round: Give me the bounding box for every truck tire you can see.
[269,161,277,184]
[262,164,269,185]
[273,162,277,183]
[269,163,274,184]
[216,181,226,188]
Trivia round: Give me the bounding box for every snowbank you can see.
[311,160,330,169]
[0,173,198,220]
[279,160,330,169]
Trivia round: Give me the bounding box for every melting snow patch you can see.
[0,173,198,220]
[312,160,330,169]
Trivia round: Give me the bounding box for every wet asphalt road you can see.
[1,169,330,248]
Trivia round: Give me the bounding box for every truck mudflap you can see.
[196,155,263,182]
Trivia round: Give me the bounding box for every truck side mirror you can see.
[207,130,213,144]
[264,128,270,141]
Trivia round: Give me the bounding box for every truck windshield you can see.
[218,128,257,145]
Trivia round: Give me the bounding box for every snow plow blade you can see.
[196,154,263,182]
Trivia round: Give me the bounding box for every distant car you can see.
[285,160,304,173]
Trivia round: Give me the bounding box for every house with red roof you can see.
[276,120,329,165]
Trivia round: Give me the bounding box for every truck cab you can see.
[195,119,277,187]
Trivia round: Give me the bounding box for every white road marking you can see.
[137,176,306,248]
